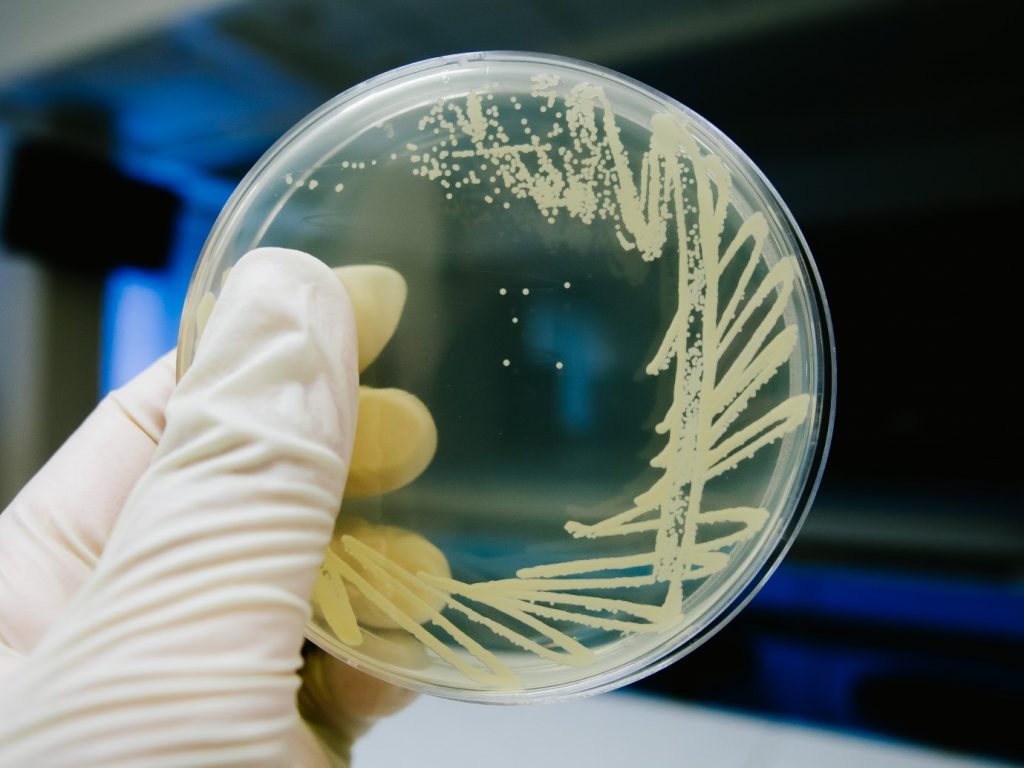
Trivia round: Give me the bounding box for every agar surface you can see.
[313,75,810,689]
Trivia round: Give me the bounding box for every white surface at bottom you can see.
[355,691,1002,768]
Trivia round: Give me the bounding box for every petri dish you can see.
[178,51,835,703]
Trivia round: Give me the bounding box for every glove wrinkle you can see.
[0,350,176,655]
[0,249,359,767]
[106,351,175,445]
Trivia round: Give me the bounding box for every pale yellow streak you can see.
[516,552,655,579]
[564,496,660,538]
[714,213,770,347]
[491,597,664,634]
[440,576,663,624]
[362,83,814,689]
[331,519,449,628]
[704,394,811,478]
[718,257,796,357]
[427,576,594,661]
[441,592,594,666]
[646,308,683,375]
[482,588,667,623]
[337,539,517,688]
[697,505,770,528]
[567,519,661,539]
[316,549,362,645]
[473,575,657,592]
[710,327,799,443]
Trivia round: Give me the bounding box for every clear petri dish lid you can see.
[178,51,835,703]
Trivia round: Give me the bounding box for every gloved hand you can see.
[0,248,419,766]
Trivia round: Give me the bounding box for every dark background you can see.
[2,0,1021,762]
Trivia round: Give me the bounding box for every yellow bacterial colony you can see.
[303,74,810,690]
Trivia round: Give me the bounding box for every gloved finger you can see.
[316,518,450,640]
[333,266,438,499]
[198,264,406,375]
[200,264,433,500]
[345,386,437,498]
[0,259,416,661]
[298,645,419,765]
[0,350,175,657]
[0,248,360,763]
[332,266,406,373]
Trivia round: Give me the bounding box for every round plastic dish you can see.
[178,51,835,703]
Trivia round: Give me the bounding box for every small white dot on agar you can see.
[285,173,294,184]
[564,281,571,289]
[522,288,530,296]
[499,287,507,295]
[555,361,564,370]
[502,359,510,367]
[335,183,344,192]
[512,317,519,324]
[308,179,319,189]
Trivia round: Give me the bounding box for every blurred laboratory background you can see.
[1,0,1021,764]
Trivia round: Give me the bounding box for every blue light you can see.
[101,195,223,392]
[753,563,1024,639]
[525,300,614,435]
[102,273,171,389]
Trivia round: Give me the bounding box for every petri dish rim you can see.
[177,50,837,704]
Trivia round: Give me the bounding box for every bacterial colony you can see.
[275,73,811,691]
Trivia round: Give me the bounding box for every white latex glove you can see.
[0,248,416,766]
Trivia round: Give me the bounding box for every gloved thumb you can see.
[3,248,359,765]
